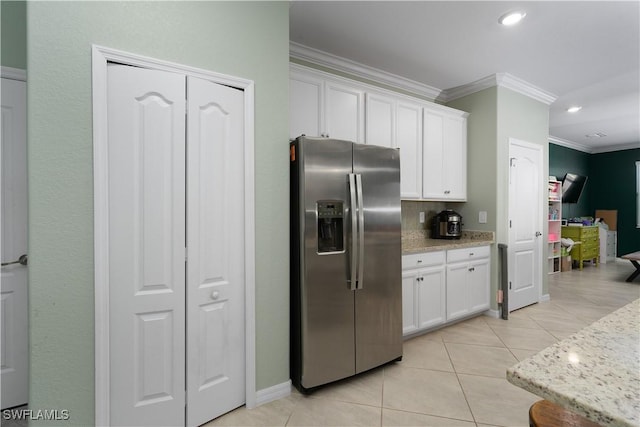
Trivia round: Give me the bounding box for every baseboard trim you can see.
[485,309,501,318]
[255,380,291,407]
[540,293,550,302]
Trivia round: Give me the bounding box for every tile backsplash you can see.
[401,200,447,232]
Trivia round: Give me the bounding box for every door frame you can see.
[507,137,544,308]
[1,66,28,410]
[91,45,256,426]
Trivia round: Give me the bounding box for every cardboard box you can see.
[595,210,617,231]
[561,256,572,272]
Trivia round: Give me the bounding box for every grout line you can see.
[442,337,479,426]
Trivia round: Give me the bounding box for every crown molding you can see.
[590,142,640,154]
[1,66,27,81]
[549,135,640,154]
[442,73,557,105]
[549,136,593,153]
[290,42,442,102]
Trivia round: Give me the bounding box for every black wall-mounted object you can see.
[561,173,588,204]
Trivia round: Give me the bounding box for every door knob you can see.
[1,254,28,267]
[535,231,542,237]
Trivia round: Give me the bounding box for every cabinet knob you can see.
[211,291,220,300]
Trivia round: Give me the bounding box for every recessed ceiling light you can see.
[567,106,582,113]
[586,132,607,138]
[499,11,526,26]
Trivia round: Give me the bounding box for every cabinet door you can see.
[325,81,364,142]
[422,109,444,199]
[397,101,423,199]
[417,265,446,329]
[290,72,324,140]
[446,262,468,321]
[402,269,419,335]
[468,258,490,313]
[366,92,395,148]
[442,115,466,200]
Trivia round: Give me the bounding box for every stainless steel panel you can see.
[353,144,402,373]
[298,136,356,388]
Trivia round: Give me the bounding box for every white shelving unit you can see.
[548,179,562,274]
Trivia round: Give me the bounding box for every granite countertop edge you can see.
[402,230,495,254]
[506,299,640,427]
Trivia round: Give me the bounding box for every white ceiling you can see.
[289,1,640,153]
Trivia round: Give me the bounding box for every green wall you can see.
[589,149,640,255]
[548,144,591,218]
[550,145,640,254]
[448,86,551,305]
[496,87,550,296]
[551,145,640,255]
[1,0,27,69]
[26,2,289,425]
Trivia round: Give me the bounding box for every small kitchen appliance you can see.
[432,209,462,239]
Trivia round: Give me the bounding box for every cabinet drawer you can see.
[582,247,599,258]
[447,245,490,263]
[581,227,599,238]
[402,251,445,269]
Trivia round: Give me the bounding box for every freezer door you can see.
[299,137,356,389]
[353,144,403,373]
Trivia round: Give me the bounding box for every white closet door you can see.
[186,76,245,426]
[1,77,28,410]
[107,64,186,427]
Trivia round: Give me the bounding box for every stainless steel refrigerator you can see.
[290,135,402,392]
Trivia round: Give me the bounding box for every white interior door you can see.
[107,64,246,427]
[1,77,28,410]
[186,77,245,426]
[508,139,542,311]
[107,64,187,426]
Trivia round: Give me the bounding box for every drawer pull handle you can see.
[469,252,474,256]
[417,260,423,263]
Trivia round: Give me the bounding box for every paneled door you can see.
[107,64,187,427]
[508,139,542,311]
[107,64,245,427]
[186,77,245,426]
[1,76,28,410]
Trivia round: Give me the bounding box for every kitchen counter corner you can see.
[506,298,640,427]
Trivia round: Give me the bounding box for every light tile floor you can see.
[207,260,640,427]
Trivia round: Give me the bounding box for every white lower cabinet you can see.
[446,247,490,321]
[402,245,490,336]
[402,251,446,335]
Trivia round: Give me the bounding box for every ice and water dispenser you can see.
[317,201,344,253]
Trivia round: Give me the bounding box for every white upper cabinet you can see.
[396,101,423,199]
[423,108,467,201]
[365,92,422,198]
[290,71,323,140]
[325,81,364,142]
[290,68,364,142]
[290,65,468,201]
[365,92,395,148]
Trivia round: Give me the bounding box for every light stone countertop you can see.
[402,230,495,254]
[507,298,640,427]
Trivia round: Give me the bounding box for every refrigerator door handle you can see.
[348,173,358,291]
[356,174,365,290]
